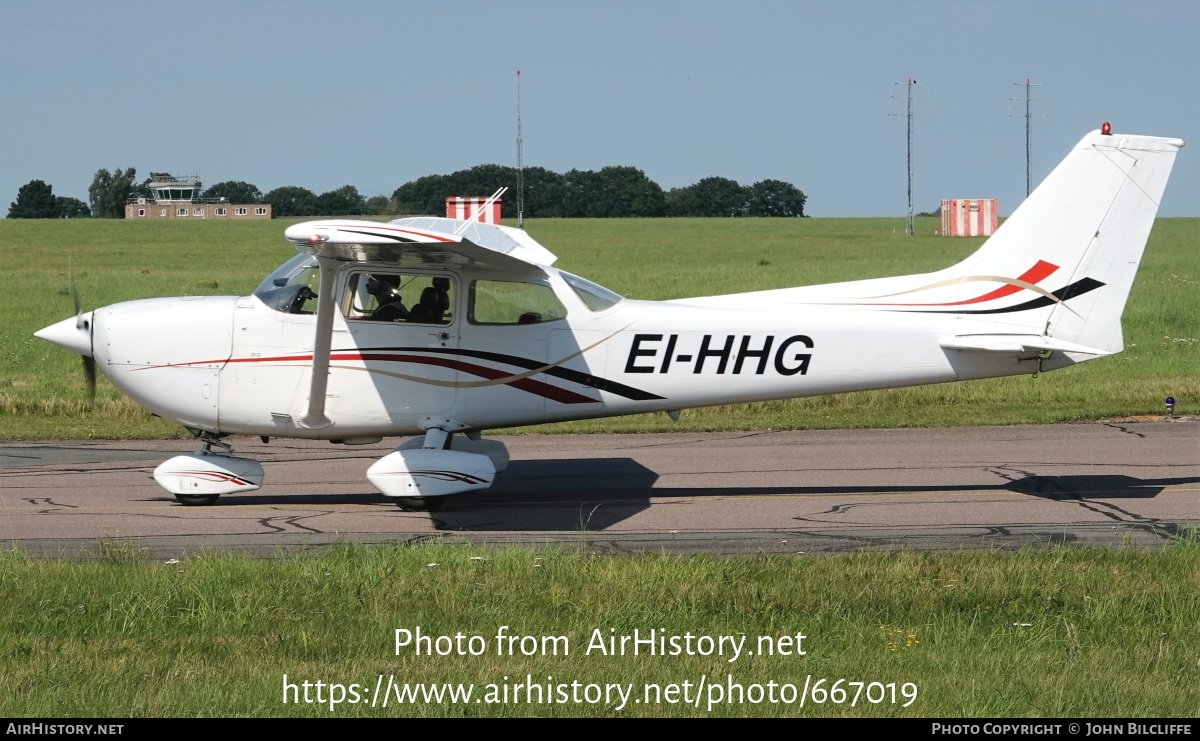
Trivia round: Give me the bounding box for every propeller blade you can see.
[70,268,85,329]
[69,263,94,399]
[82,356,96,401]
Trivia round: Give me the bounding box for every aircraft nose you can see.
[34,313,93,357]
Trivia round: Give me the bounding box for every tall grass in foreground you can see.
[2,540,1197,717]
[1,217,1195,438]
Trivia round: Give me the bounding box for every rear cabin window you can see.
[470,280,567,325]
[560,271,623,312]
[343,272,454,325]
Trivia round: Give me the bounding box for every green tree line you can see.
[391,165,806,218]
[7,180,91,218]
[9,166,806,219]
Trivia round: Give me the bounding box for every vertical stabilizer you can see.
[948,131,1183,352]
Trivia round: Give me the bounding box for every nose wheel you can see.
[172,436,230,505]
[393,496,447,512]
[153,434,264,505]
[175,493,221,507]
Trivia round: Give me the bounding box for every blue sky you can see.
[2,0,1196,217]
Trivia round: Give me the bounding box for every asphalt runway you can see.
[2,421,1197,557]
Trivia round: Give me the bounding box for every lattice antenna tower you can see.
[516,70,525,228]
[1010,79,1047,198]
[890,78,928,236]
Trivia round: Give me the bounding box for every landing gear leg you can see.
[197,433,233,455]
[421,426,453,450]
[176,434,231,505]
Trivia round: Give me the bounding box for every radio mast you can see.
[1010,79,1046,198]
[890,78,927,236]
[516,70,525,228]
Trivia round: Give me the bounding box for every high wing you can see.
[282,217,557,272]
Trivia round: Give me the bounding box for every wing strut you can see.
[299,254,341,429]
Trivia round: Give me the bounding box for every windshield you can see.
[253,255,321,314]
[560,271,624,312]
[255,254,316,294]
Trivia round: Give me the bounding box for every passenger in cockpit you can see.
[365,275,408,322]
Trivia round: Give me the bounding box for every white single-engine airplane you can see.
[36,128,1183,511]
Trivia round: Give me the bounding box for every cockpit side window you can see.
[343,272,454,326]
[469,280,568,325]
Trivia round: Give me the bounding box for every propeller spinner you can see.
[35,277,96,400]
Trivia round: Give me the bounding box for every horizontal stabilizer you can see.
[939,334,1110,356]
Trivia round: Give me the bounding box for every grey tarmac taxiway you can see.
[1,421,1197,557]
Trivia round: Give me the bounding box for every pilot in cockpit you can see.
[365,275,408,322]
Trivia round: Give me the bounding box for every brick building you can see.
[125,174,271,219]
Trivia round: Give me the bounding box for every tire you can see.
[393,496,446,512]
[175,493,220,506]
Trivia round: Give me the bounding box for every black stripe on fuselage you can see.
[897,278,1105,315]
[344,346,666,401]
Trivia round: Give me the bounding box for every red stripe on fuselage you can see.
[860,260,1060,307]
[349,353,596,404]
[139,351,598,404]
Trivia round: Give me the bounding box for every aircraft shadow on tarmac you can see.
[140,458,1200,533]
[998,474,1200,501]
[443,461,1200,532]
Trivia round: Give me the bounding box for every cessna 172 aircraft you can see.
[35,128,1183,511]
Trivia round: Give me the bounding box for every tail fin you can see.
[946,130,1183,353]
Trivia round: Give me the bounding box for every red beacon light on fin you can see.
[1101,122,1112,135]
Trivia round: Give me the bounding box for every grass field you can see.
[3,540,1198,717]
[1,217,1196,439]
